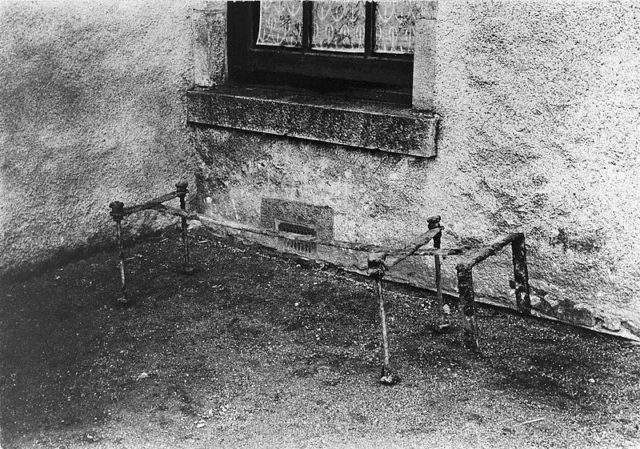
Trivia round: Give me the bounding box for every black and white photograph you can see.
[1,0,639,447]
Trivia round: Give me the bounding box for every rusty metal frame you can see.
[455,233,531,351]
[110,183,531,369]
[108,182,195,306]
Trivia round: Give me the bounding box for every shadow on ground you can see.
[1,227,639,448]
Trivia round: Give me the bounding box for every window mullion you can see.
[302,1,313,52]
[364,1,375,57]
[251,2,261,47]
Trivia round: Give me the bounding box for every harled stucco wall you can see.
[194,1,640,339]
[0,0,200,275]
[429,0,640,336]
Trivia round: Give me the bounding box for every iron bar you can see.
[193,211,457,256]
[428,216,450,331]
[176,182,195,275]
[377,274,390,368]
[456,264,479,351]
[385,226,443,269]
[109,201,130,306]
[512,234,531,313]
[121,191,182,216]
[456,233,521,269]
[368,253,399,385]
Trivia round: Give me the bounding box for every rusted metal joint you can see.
[109,201,125,221]
[367,252,387,278]
[427,215,441,230]
[175,181,188,197]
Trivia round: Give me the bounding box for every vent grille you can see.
[278,222,316,236]
[277,221,317,256]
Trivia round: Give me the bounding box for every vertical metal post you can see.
[176,181,195,275]
[368,253,399,385]
[428,215,449,331]
[376,273,390,369]
[512,233,531,313]
[109,201,130,306]
[456,264,479,351]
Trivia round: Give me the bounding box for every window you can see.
[227,1,418,104]
[188,0,438,157]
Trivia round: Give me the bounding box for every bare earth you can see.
[1,227,639,448]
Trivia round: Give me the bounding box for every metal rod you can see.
[109,201,130,305]
[121,191,182,216]
[368,254,399,384]
[428,216,450,331]
[115,220,127,303]
[512,234,531,313]
[384,226,443,269]
[456,264,479,351]
[457,233,522,270]
[161,206,463,256]
[176,182,195,275]
[377,273,390,368]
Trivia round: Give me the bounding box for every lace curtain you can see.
[256,0,418,54]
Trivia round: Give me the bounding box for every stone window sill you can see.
[186,86,438,158]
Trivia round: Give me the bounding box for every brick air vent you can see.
[260,198,333,258]
[277,221,317,255]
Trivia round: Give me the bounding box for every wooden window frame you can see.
[227,1,414,103]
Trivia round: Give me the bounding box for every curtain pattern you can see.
[375,1,419,54]
[311,1,366,52]
[256,1,304,47]
[256,1,417,54]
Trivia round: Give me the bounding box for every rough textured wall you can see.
[194,1,640,338]
[431,0,640,336]
[0,0,199,275]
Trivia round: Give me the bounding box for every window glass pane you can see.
[311,1,366,53]
[256,0,304,48]
[375,1,419,54]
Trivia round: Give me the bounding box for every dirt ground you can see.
[1,226,639,448]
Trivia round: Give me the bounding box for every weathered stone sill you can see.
[186,86,439,157]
